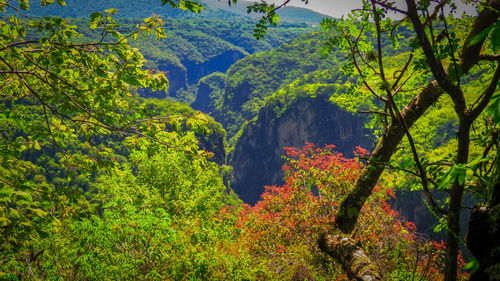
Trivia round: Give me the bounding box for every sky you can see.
[271,0,478,18]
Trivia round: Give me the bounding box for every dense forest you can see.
[0,0,499,280]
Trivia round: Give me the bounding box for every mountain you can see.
[138,18,313,101]
[191,72,226,114]
[199,0,330,23]
[24,0,240,19]
[228,69,374,204]
[196,31,340,137]
[20,0,320,102]
[25,0,329,23]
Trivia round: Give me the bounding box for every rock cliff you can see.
[230,94,372,204]
[192,72,226,114]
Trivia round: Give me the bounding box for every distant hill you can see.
[20,0,320,102]
[23,0,240,19]
[24,0,330,23]
[199,0,330,23]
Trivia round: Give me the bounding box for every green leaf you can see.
[89,12,102,30]
[270,14,280,25]
[178,0,204,13]
[463,256,480,274]
[468,25,493,47]
[437,168,455,190]
[105,8,118,14]
[18,0,29,10]
[14,191,32,202]
[0,216,10,227]
[457,169,466,186]
[32,208,48,218]
[34,140,41,150]
[488,92,500,125]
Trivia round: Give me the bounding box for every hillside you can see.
[199,0,330,23]
[25,0,330,23]
[1,1,499,280]
[230,77,373,203]
[21,0,319,102]
[196,31,341,137]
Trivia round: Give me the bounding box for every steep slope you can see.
[22,3,315,101]
[192,72,226,114]
[135,18,315,101]
[230,72,374,204]
[138,99,227,165]
[212,32,340,137]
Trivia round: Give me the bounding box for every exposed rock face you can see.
[192,72,226,114]
[164,63,189,98]
[197,128,227,166]
[185,50,246,85]
[141,48,245,100]
[230,96,372,204]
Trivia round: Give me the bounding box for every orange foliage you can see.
[229,143,469,280]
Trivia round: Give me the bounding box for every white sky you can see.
[271,0,478,18]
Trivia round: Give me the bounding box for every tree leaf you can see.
[468,25,493,47]
[18,0,29,10]
[463,256,480,274]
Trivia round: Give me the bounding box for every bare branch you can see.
[479,54,500,61]
[358,110,390,116]
[391,51,414,90]
[470,63,500,120]
[374,0,408,14]
[406,0,462,99]
[0,40,39,51]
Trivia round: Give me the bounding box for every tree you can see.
[237,143,469,280]
[251,0,500,280]
[0,0,213,277]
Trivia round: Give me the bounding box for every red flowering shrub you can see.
[234,143,469,280]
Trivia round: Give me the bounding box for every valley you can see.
[1,0,499,280]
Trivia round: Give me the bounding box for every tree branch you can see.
[406,0,462,100]
[460,0,500,73]
[470,63,500,120]
[319,231,382,281]
[335,81,444,233]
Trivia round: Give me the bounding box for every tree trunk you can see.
[320,1,500,279]
[335,81,444,233]
[467,147,500,280]
[318,231,382,281]
[443,115,471,280]
[319,82,443,279]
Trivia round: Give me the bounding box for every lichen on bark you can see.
[318,230,382,281]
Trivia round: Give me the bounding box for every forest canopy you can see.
[0,0,499,280]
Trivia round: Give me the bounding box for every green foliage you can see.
[235,144,469,280]
[217,32,341,137]
[1,0,496,280]
[318,2,499,279]
[17,4,314,100]
[2,133,260,280]
[0,1,235,279]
